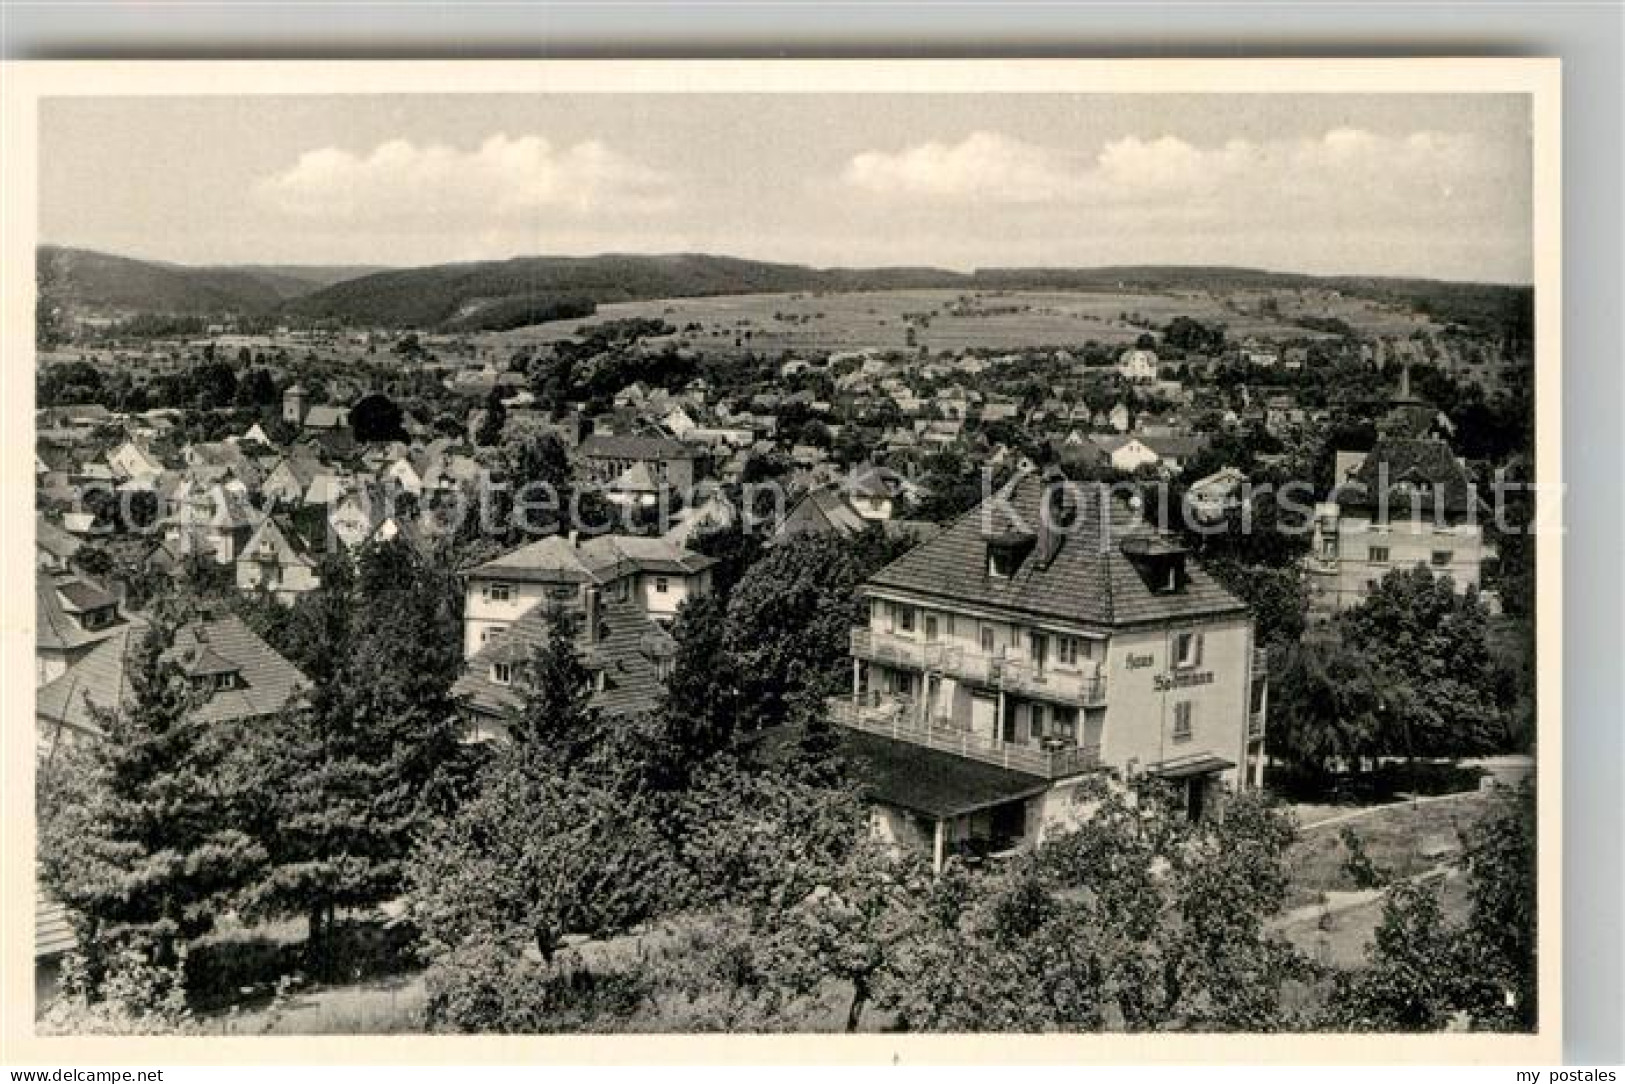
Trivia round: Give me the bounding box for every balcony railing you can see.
[828,693,1102,780]
[851,628,1107,707]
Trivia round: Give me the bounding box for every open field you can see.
[497,287,1354,356]
[1283,790,1496,911]
[1277,868,1472,971]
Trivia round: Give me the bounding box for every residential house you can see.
[1184,467,1248,524]
[236,515,322,605]
[1140,434,1209,476]
[38,610,309,750]
[261,451,325,507]
[579,433,703,491]
[1091,435,1162,474]
[36,569,126,685]
[773,467,937,548]
[1309,437,1491,612]
[452,591,680,740]
[107,439,165,483]
[161,483,260,565]
[460,533,717,658]
[832,473,1268,870]
[1116,348,1160,384]
[35,515,81,572]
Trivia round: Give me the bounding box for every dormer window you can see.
[986,529,1036,580]
[191,669,239,693]
[492,662,513,686]
[488,582,512,603]
[1121,535,1188,595]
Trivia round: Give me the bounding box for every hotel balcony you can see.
[850,628,1108,707]
[828,693,1102,780]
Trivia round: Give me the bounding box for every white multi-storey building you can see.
[833,473,1268,870]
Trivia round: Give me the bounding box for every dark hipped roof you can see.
[36,614,310,737]
[1339,438,1478,514]
[839,728,1050,819]
[453,593,675,720]
[468,534,716,585]
[580,433,697,461]
[865,473,1247,629]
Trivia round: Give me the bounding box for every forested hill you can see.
[276,253,975,331]
[36,245,383,323]
[39,244,1532,340]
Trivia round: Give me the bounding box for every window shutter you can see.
[1195,634,1205,666]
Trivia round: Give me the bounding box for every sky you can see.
[39,93,1533,283]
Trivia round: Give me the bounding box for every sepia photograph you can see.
[4,58,1562,1062]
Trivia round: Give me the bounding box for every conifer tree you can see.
[229,540,466,972]
[39,618,267,979]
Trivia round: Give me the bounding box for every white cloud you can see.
[255,134,675,222]
[842,127,1519,227]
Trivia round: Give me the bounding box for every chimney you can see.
[582,586,601,643]
[1036,474,1075,569]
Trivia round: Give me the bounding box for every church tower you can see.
[282,383,309,427]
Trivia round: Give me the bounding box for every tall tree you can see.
[39,617,267,978]
[228,541,466,972]
[1340,566,1501,757]
[722,528,911,730]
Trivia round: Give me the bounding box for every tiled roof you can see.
[469,534,715,584]
[36,571,125,653]
[452,594,673,720]
[865,473,1247,630]
[1339,438,1478,514]
[609,461,661,494]
[55,579,117,613]
[37,613,309,737]
[35,514,82,563]
[1141,434,1209,459]
[580,433,697,461]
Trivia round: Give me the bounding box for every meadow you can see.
[496,287,1362,357]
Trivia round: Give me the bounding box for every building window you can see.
[1030,632,1049,671]
[980,625,996,654]
[1055,706,1079,741]
[898,605,916,633]
[1172,702,1193,742]
[924,615,939,642]
[1058,636,1091,666]
[1174,631,1202,669]
[1431,550,1452,566]
[1368,546,1390,564]
[492,662,512,685]
[655,576,670,594]
[1029,704,1047,742]
[488,582,512,602]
